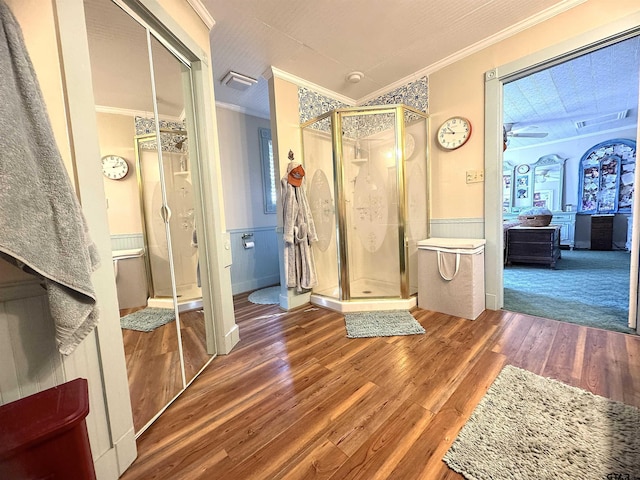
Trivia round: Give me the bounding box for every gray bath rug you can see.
[248,285,280,305]
[443,365,640,480]
[344,310,425,338]
[120,307,175,332]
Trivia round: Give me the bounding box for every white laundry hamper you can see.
[417,238,486,320]
[112,248,148,310]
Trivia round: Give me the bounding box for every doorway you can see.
[484,22,640,333]
[500,37,639,334]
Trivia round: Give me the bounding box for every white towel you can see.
[0,1,100,355]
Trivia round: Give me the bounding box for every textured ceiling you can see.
[504,36,640,148]
[83,0,639,149]
[204,0,575,118]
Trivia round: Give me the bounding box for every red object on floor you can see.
[0,378,96,479]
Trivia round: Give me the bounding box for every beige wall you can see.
[6,0,74,177]
[156,0,210,51]
[428,0,640,220]
[0,0,231,478]
[270,76,303,221]
[96,113,143,235]
[0,0,77,282]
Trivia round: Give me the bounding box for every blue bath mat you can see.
[248,286,280,305]
[344,310,425,338]
[120,307,175,332]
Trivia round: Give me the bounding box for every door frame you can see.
[484,14,640,330]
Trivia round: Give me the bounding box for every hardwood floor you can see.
[121,308,212,432]
[120,293,640,479]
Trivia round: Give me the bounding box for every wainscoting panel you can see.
[0,280,135,476]
[0,283,64,405]
[110,233,144,252]
[429,218,485,239]
[229,227,279,294]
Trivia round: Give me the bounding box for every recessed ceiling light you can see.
[346,71,364,83]
[221,71,258,91]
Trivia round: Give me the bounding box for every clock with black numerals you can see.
[437,117,472,150]
[101,155,129,180]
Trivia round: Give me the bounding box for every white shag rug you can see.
[344,310,425,338]
[443,365,640,479]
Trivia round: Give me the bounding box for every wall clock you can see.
[101,155,129,180]
[437,116,472,150]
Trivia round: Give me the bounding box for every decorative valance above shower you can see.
[135,116,188,153]
[298,76,428,139]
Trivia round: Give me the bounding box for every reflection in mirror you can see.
[533,164,561,210]
[85,0,215,436]
[85,0,183,434]
[149,36,214,386]
[504,154,566,213]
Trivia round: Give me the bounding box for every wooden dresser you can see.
[590,214,614,250]
[506,225,561,268]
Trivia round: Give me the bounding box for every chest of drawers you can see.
[506,225,561,268]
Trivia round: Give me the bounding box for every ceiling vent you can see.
[575,110,629,129]
[221,71,257,91]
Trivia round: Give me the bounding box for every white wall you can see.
[216,106,280,294]
[216,106,275,230]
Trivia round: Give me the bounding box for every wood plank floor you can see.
[120,293,640,479]
[121,308,212,432]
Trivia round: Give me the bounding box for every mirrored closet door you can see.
[84,0,216,436]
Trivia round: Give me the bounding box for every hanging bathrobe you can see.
[281,162,318,292]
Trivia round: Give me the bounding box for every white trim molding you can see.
[185,0,215,29]
[215,101,270,120]
[269,67,356,107]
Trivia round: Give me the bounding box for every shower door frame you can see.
[134,129,191,300]
[302,104,429,302]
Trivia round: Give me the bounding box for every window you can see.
[259,128,277,214]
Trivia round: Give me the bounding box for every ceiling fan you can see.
[504,123,549,139]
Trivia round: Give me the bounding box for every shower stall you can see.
[302,105,429,312]
[135,130,202,311]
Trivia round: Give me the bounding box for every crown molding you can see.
[215,101,270,120]
[95,105,183,122]
[270,67,356,106]
[358,0,586,106]
[185,0,215,30]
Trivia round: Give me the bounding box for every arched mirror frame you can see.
[503,154,566,213]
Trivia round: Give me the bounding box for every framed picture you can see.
[534,190,553,208]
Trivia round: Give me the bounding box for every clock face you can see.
[101,155,129,180]
[437,117,472,150]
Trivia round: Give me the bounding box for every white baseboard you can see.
[220,324,240,354]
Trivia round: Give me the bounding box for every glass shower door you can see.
[305,119,339,299]
[342,111,401,299]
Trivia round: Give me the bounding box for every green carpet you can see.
[503,249,635,334]
[344,310,425,338]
